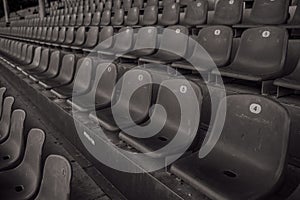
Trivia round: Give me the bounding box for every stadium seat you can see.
[111,8,124,26]
[17,47,42,72]
[34,155,71,200]
[122,26,157,58]
[212,27,288,91]
[141,6,158,26]
[96,26,114,53]
[249,0,289,25]
[71,26,86,49]
[0,97,15,143]
[172,26,233,72]
[30,51,61,82]
[125,7,140,26]
[170,94,290,200]
[140,26,188,64]
[24,48,50,75]
[39,54,76,90]
[212,0,243,25]
[123,0,132,11]
[61,27,75,48]
[82,27,99,52]
[119,78,202,157]
[89,69,152,132]
[133,0,144,8]
[84,12,92,26]
[0,110,26,171]
[182,0,208,26]
[50,57,93,99]
[67,63,120,111]
[0,129,45,200]
[160,3,180,26]
[100,10,112,26]
[91,11,101,26]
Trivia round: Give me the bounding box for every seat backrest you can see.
[209,94,289,185]
[20,44,28,61]
[123,0,132,11]
[0,97,14,143]
[111,8,124,26]
[38,49,50,72]
[212,0,243,25]
[31,47,42,68]
[125,7,140,25]
[133,0,144,8]
[84,27,99,49]
[193,26,233,68]
[231,27,288,76]
[157,25,189,58]
[249,0,289,25]
[112,69,152,125]
[100,10,112,25]
[160,3,180,26]
[46,27,53,41]
[84,12,92,26]
[57,54,76,83]
[59,15,65,26]
[74,26,86,46]
[64,14,71,26]
[51,27,60,42]
[64,27,75,45]
[147,0,158,6]
[70,14,77,26]
[113,27,134,53]
[57,27,67,43]
[132,26,157,55]
[142,5,158,25]
[91,11,101,26]
[94,63,119,106]
[25,45,34,64]
[182,0,208,26]
[73,58,93,93]
[47,51,61,77]
[104,0,112,10]
[98,26,114,50]
[113,0,122,10]
[34,155,71,200]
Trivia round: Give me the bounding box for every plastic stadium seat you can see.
[59,15,65,26]
[34,155,71,200]
[170,94,290,200]
[89,69,152,132]
[160,3,180,26]
[31,51,61,82]
[141,6,158,25]
[106,27,134,56]
[172,26,233,72]
[113,0,122,10]
[140,26,189,64]
[274,58,300,96]
[212,0,243,25]
[64,15,70,26]
[84,12,92,26]
[17,47,42,71]
[45,27,53,42]
[104,1,112,10]
[96,26,114,52]
[182,0,208,26]
[119,78,202,157]
[39,54,76,90]
[76,13,84,26]
[25,49,50,75]
[91,11,101,26]
[213,27,288,81]
[0,129,45,200]
[56,27,67,46]
[162,0,175,7]
[61,27,75,47]
[82,27,99,52]
[67,63,120,111]
[70,14,77,26]
[111,8,124,26]
[72,26,86,49]
[100,10,112,26]
[0,110,26,171]
[147,0,158,6]
[125,7,140,26]
[50,27,60,43]
[51,58,93,99]
[249,0,289,25]
[124,26,157,58]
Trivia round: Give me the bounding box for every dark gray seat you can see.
[111,8,124,26]
[125,7,140,26]
[67,63,121,111]
[182,0,208,26]
[17,47,42,72]
[0,97,15,143]
[91,11,101,26]
[0,110,26,171]
[212,27,288,82]
[172,26,233,72]
[25,49,50,75]
[141,6,158,26]
[50,57,93,99]
[84,12,92,26]
[159,3,179,26]
[96,26,114,53]
[34,155,71,200]
[100,10,111,26]
[89,69,152,132]
[72,26,86,49]
[170,94,290,200]
[249,0,289,25]
[140,26,189,64]
[119,78,202,158]
[212,0,243,25]
[107,27,134,56]
[31,51,61,82]
[82,27,99,52]
[0,129,45,200]
[39,54,76,90]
